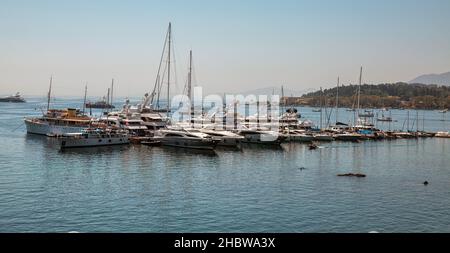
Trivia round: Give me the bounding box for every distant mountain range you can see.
[409,71,450,86]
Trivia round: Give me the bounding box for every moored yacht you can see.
[238,129,285,145]
[25,108,92,136]
[197,129,244,147]
[312,133,335,142]
[154,129,218,150]
[333,132,362,142]
[24,77,93,136]
[281,129,314,142]
[59,128,129,149]
[435,131,450,138]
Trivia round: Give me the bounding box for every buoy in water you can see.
[423,181,429,186]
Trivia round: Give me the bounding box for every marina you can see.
[1,97,450,232]
[1,0,450,237]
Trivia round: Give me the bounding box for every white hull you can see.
[25,119,86,136]
[240,133,283,145]
[60,137,130,149]
[435,132,450,138]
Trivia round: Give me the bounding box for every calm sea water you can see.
[1,97,450,232]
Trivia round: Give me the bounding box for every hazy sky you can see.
[1,0,450,97]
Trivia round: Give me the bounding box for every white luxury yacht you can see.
[59,128,130,149]
[154,129,218,150]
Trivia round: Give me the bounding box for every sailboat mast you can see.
[281,85,285,128]
[110,78,114,110]
[167,22,172,114]
[320,87,323,130]
[188,50,194,127]
[335,76,339,124]
[188,50,192,101]
[407,110,410,131]
[82,84,87,115]
[47,76,53,112]
[416,110,419,132]
[357,66,362,115]
[106,88,110,105]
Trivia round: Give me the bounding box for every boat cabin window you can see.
[127,122,142,126]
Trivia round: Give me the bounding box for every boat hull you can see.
[334,134,360,142]
[240,133,283,145]
[157,137,217,150]
[213,137,242,147]
[25,119,86,136]
[313,135,335,142]
[284,134,314,142]
[60,137,130,149]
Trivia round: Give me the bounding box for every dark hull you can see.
[0,98,26,103]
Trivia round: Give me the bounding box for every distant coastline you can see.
[282,82,450,110]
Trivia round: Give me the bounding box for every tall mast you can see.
[167,22,172,113]
[281,85,285,128]
[82,84,87,115]
[188,50,192,101]
[357,66,362,115]
[110,78,114,109]
[407,110,410,131]
[320,87,323,130]
[106,88,110,105]
[335,76,339,124]
[150,24,170,109]
[47,75,53,112]
[188,50,193,127]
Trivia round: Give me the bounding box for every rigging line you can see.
[170,32,180,93]
[150,26,170,106]
[12,122,25,132]
[157,58,169,109]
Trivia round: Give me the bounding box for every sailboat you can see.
[377,112,393,122]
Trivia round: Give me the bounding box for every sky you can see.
[1,0,450,97]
